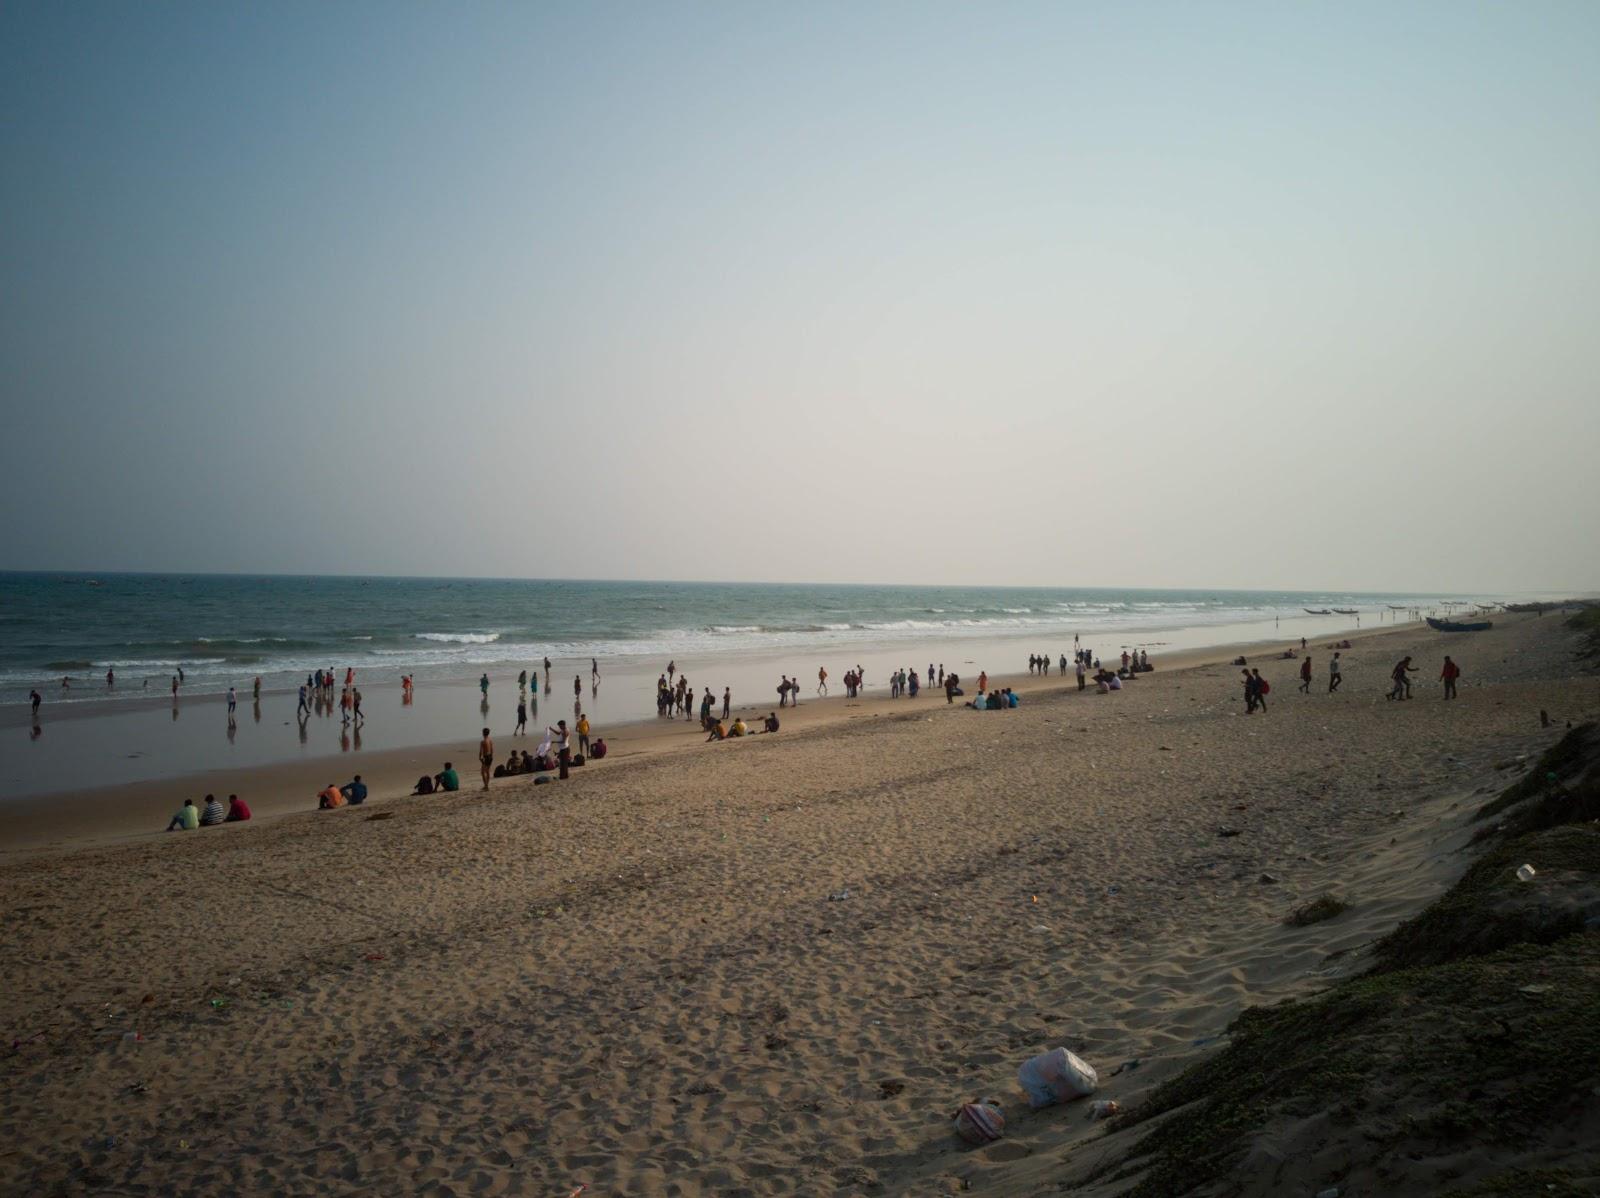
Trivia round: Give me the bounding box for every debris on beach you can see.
[1018,1047,1098,1108]
[952,1100,1005,1144]
[827,888,851,901]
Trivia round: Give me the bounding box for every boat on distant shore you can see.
[1387,604,1409,610]
[1427,617,1492,632]
[1505,602,1549,613]
[1331,608,1359,615]
[1304,608,1332,615]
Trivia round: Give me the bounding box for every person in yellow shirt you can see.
[576,713,591,756]
[729,717,747,737]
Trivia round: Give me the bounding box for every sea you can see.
[2,572,1483,704]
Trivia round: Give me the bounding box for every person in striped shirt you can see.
[200,794,227,826]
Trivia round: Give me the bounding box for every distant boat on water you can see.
[1427,616,1492,632]
[1386,604,1409,610]
[1303,608,1332,615]
[1331,608,1359,615]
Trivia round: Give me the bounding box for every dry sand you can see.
[2,612,1593,1196]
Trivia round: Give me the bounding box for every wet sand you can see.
[2,612,1592,1196]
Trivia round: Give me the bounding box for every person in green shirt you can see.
[435,763,460,792]
[165,798,199,831]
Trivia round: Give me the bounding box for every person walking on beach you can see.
[668,660,676,685]
[1329,652,1342,692]
[591,658,600,685]
[778,675,791,707]
[1242,668,1256,713]
[30,689,42,717]
[1389,657,1417,701]
[297,684,309,715]
[352,687,364,723]
[977,670,988,693]
[515,699,527,735]
[722,687,731,719]
[574,674,582,699]
[171,675,180,698]
[1298,658,1312,694]
[252,676,261,701]
[227,686,237,717]
[478,728,495,790]
[817,666,828,696]
[480,673,490,698]
[1441,655,1461,700]
[1251,668,1269,711]
[518,669,527,690]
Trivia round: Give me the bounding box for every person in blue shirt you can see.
[341,774,368,805]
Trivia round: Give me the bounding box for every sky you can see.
[1,1,1596,593]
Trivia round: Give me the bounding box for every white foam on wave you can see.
[415,632,501,644]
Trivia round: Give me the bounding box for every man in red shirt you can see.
[1441,655,1461,700]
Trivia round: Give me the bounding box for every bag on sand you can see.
[1017,1048,1098,1108]
[953,1101,1005,1145]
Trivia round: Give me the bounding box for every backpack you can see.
[1259,679,1271,695]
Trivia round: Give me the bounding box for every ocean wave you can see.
[415,632,501,644]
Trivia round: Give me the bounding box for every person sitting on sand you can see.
[317,784,345,809]
[341,775,368,805]
[1006,688,1019,708]
[200,794,227,826]
[435,763,460,792]
[965,691,986,710]
[706,719,727,741]
[730,716,747,737]
[166,798,200,831]
[226,794,251,822]
[1108,674,1122,691]
[588,738,607,759]
[762,712,779,733]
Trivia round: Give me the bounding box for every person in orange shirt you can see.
[318,783,345,809]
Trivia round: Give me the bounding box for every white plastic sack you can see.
[1017,1047,1098,1108]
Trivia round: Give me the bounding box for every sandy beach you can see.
[2,611,1593,1195]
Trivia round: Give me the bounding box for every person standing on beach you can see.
[518,669,527,690]
[1242,668,1257,713]
[977,670,988,693]
[478,728,495,790]
[1441,655,1461,700]
[668,660,675,685]
[574,674,582,699]
[515,698,527,735]
[480,673,490,698]
[1076,658,1086,691]
[30,689,42,717]
[1298,658,1312,694]
[577,712,591,756]
[252,676,261,701]
[1389,657,1416,700]
[685,686,695,721]
[297,684,309,715]
[1329,652,1342,692]
[352,687,364,723]
[722,687,731,719]
[171,675,179,698]
[591,658,600,685]
[227,686,237,717]
[817,666,828,697]
[551,720,571,778]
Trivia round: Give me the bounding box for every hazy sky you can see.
[2,2,1596,592]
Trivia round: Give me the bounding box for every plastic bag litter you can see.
[1018,1047,1098,1108]
[952,1101,1005,1144]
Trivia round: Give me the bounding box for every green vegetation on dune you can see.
[1089,723,1600,1198]
[1101,935,1600,1198]
[1567,605,1600,661]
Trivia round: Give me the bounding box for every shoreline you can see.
[2,615,1436,857]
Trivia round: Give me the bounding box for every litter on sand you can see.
[952,1100,1005,1144]
[1018,1047,1098,1108]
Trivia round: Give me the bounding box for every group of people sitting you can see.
[705,712,780,740]
[165,793,251,829]
[317,774,368,808]
[966,687,1021,710]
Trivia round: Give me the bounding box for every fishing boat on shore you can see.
[1427,616,1492,633]
[1331,608,1359,615]
[1304,608,1332,615]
